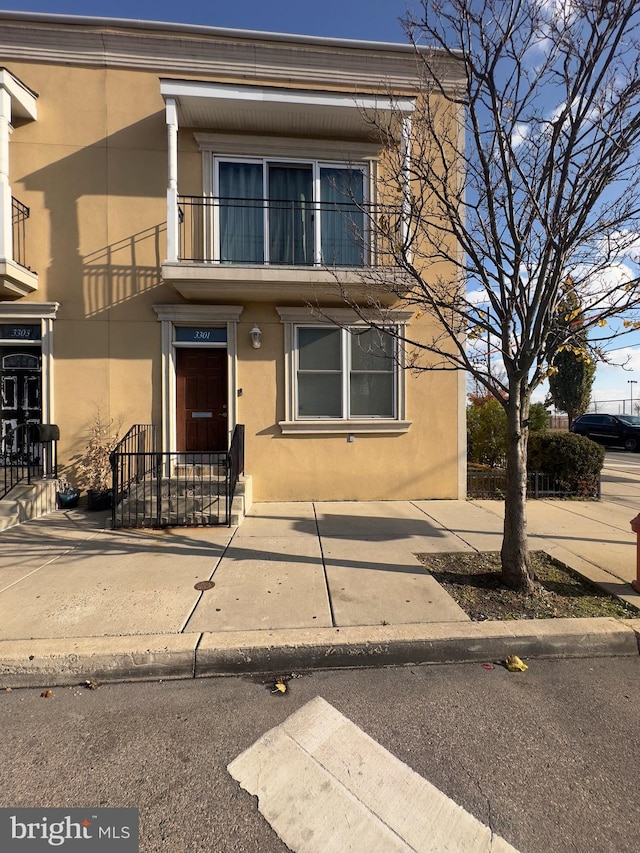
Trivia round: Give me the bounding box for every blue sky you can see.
[2,1,639,412]
[0,1,410,42]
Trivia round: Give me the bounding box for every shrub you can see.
[529,402,549,432]
[527,432,604,493]
[78,411,122,492]
[467,399,508,466]
[467,399,548,467]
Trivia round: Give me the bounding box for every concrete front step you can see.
[123,474,251,500]
[113,474,252,528]
[113,513,225,528]
[0,479,57,531]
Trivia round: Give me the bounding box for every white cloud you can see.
[511,123,529,149]
[466,287,490,306]
[602,231,640,263]
[601,346,640,373]
[572,260,637,312]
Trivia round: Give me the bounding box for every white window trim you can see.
[276,306,412,435]
[153,304,243,451]
[209,154,371,267]
[0,302,58,426]
[195,132,382,163]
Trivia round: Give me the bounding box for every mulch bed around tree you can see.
[416,550,639,621]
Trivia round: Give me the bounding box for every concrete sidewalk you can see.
[0,496,638,687]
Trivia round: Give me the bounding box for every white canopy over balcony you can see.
[160,79,415,291]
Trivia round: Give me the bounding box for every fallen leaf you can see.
[505,654,528,672]
[40,689,53,698]
[84,680,99,690]
[272,680,287,694]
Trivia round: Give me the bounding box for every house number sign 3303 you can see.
[0,324,41,341]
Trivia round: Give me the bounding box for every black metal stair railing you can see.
[227,423,245,513]
[110,424,245,528]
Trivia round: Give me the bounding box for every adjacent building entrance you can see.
[1,348,41,450]
[176,348,228,452]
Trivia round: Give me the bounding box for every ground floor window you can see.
[276,306,412,435]
[297,326,394,419]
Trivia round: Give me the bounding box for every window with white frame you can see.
[297,326,395,419]
[215,158,368,267]
[277,307,412,433]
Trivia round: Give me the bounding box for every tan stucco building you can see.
[0,11,466,516]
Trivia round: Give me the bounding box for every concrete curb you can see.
[0,634,199,688]
[0,617,637,688]
[194,617,639,675]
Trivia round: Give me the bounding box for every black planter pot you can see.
[87,489,112,511]
[57,488,80,509]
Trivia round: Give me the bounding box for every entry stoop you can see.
[0,479,57,531]
[112,472,252,529]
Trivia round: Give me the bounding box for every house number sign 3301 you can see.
[175,327,227,344]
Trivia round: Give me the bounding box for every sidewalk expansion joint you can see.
[180,526,239,634]
[192,633,205,678]
[411,501,481,554]
[313,502,336,628]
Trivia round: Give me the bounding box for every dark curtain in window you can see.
[269,165,314,265]
[321,168,365,267]
[219,162,263,263]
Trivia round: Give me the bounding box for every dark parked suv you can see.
[570,413,640,451]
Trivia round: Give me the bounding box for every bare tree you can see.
[345,0,640,590]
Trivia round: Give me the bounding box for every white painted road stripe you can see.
[228,697,519,852]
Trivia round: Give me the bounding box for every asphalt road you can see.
[1,658,638,853]
[602,447,640,473]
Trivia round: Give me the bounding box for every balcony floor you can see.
[161,261,402,304]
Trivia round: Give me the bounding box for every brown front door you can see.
[176,348,228,452]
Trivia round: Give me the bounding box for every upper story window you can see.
[214,158,368,267]
[215,158,367,267]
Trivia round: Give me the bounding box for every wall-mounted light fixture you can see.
[249,325,262,349]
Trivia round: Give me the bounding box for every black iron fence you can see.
[12,196,30,269]
[1,423,58,499]
[467,469,601,499]
[177,195,400,266]
[110,424,245,528]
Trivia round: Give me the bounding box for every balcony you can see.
[0,70,38,299]
[0,196,38,299]
[162,195,402,303]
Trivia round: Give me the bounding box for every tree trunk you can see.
[500,386,536,592]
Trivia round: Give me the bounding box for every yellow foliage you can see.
[505,655,528,672]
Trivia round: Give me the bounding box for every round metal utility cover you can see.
[194,580,215,591]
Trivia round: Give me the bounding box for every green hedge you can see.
[527,432,605,493]
[467,400,548,467]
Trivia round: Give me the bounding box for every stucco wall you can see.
[2,34,465,501]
